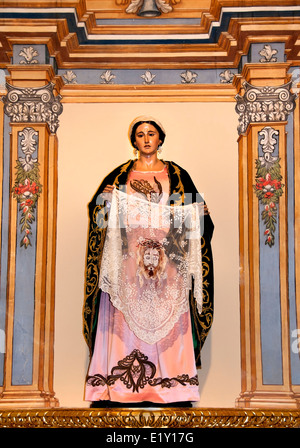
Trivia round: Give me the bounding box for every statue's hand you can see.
[101,184,115,203]
[198,202,210,216]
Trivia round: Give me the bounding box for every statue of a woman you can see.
[83,116,214,407]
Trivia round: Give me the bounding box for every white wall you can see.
[54,102,240,408]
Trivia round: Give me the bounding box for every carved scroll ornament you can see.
[235,81,297,135]
[2,82,63,134]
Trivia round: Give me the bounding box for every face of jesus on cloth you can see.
[143,247,160,277]
[136,239,167,284]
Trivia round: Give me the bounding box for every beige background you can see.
[54,101,240,408]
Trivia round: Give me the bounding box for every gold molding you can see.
[0,407,299,428]
[60,83,236,103]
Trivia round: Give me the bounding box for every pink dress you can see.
[85,167,200,404]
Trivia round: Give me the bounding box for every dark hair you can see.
[130,120,166,148]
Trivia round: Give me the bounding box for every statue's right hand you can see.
[103,184,115,193]
[101,184,115,202]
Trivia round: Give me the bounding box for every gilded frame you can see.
[0,407,299,429]
[0,1,300,426]
[0,83,299,429]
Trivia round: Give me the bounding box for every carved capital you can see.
[2,82,63,134]
[235,81,297,135]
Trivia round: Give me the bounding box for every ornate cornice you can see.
[1,5,300,68]
[235,80,297,135]
[2,82,63,134]
[0,408,299,428]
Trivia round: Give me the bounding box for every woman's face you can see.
[134,123,162,157]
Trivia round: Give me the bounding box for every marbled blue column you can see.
[11,129,38,385]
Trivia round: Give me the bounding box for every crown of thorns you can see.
[137,238,162,250]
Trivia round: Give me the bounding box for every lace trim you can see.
[86,349,199,393]
[99,189,203,345]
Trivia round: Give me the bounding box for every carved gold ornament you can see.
[0,408,299,428]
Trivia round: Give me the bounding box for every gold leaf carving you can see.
[0,408,299,428]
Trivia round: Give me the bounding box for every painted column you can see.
[234,60,299,408]
[0,46,62,407]
[0,76,6,388]
[291,70,300,401]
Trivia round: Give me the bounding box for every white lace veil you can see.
[99,189,203,345]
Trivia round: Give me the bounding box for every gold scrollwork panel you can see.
[0,408,299,428]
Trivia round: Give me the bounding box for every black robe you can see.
[83,159,214,368]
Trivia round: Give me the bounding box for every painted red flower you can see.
[21,235,30,248]
[264,192,274,198]
[13,160,42,249]
[29,182,39,194]
[271,179,281,190]
[17,182,30,195]
[14,180,39,197]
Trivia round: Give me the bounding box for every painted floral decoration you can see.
[63,70,77,84]
[12,128,42,248]
[254,158,284,247]
[100,70,116,84]
[12,166,42,248]
[141,70,156,85]
[19,46,39,64]
[259,44,278,63]
[181,70,197,84]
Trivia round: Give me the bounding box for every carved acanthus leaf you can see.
[235,81,297,135]
[2,82,63,134]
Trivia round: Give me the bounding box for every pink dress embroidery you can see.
[85,167,200,403]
